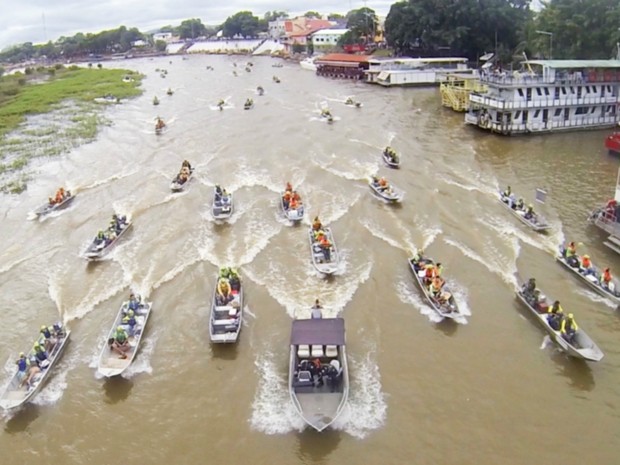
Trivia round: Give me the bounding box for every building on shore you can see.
[315,54,371,80]
[310,29,349,53]
[365,57,473,86]
[465,59,620,135]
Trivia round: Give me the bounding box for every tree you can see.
[346,7,378,43]
[264,11,288,21]
[178,18,207,39]
[155,40,167,52]
[328,13,345,21]
[222,11,260,38]
[534,0,620,59]
[0,66,4,78]
[304,11,321,18]
[337,31,362,47]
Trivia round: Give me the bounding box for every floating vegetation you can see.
[0,66,143,194]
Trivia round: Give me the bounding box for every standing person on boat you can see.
[109,326,130,359]
[312,216,322,232]
[524,278,537,295]
[54,187,65,204]
[319,234,332,262]
[282,190,292,209]
[547,300,563,330]
[311,299,323,319]
[15,353,30,385]
[502,185,511,198]
[579,255,595,276]
[560,313,579,343]
[515,198,524,211]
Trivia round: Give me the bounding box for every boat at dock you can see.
[289,317,348,432]
[366,57,474,87]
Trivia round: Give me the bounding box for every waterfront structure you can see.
[310,29,349,52]
[440,74,487,112]
[465,60,620,135]
[365,57,472,86]
[588,165,620,254]
[315,54,371,80]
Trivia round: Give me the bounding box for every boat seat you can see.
[325,345,338,357]
[293,370,313,388]
[297,345,310,358]
[311,345,324,358]
[213,318,237,326]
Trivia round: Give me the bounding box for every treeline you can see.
[2,0,619,65]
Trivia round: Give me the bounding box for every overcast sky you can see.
[0,0,395,49]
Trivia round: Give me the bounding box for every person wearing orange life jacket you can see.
[54,187,65,204]
[291,190,301,203]
[560,313,579,343]
[319,234,332,261]
[283,191,292,209]
[580,254,595,277]
[378,177,388,192]
[423,263,435,285]
[289,197,299,210]
[600,267,614,292]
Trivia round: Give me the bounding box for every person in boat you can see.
[291,190,301,203]
[560,313,579,343]
[217,99,225,108]
[39,325,58,353]
[378,177,389,192]
[523,278,537,295]
[429,276,444,298]
[111,214,127,233]
[122,309,137,336]
[436,290,453,307]
[167,88,173,95]
[579,254,595,277]
[228,268,241,292]
[257,86,264,94]
[95,229,107,245]
[319,234,332,261]
[311,299,323,319]
[524,204,535,220]
[54,187,65,204]
[282,190,292,209]
[214,184,223,202]
[217,278,234,306]
[384,147,398,163]
[600,267,614,291]
[289,197,299,211]
[109,326,130,359]
[16,352,30,385]
[502,185,511,198]
[20,357,42,389]
[153,97,159,105]
[245,98,253,107]
[321,108,332,118]
[345,97,354,105]
[423,263,435,284]
[33,343,49,368]
[177,171,189,184]
[155,117,166,131]
[547,300,564,330]
[412,249,427,268]
[312,216,322,232]
[562,242,579,267]
[128,293,141,311]
[515,198,524,211]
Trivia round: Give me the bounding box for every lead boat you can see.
[289,317,348,432]
[0,323,71,410]
[209,271,243,343]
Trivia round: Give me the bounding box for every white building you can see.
[465,59,620,135]
[268,18,288,39]
[311,29,348,51]
[153,32,173,42]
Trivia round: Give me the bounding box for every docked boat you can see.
[0,324,71,410]
[300,57,318,71]
[499,191,550,232]
[556,245,620,304]
[280,191,304,222]
[516,280,604,361]
[83,216,132,260]
[289,317,348,432]
[605,132,620,155]
[408,254,462,319]
[33,192,75,218]
[171,167,194,192]
[369,178,403,203]
[381,149,400,169]
[366,57,473,87]
[209,272,243,343]
[465,59,620,135]
[96,298,152,377]
[212,187,234,220]
[308,227,340,275]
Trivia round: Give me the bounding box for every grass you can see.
[0,66,143,194]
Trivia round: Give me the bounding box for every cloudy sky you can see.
[0,0,395,49]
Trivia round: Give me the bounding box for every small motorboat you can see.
[256,86,264,96]
[83,216,132,260]
[273,76,281,83]
[171,167,194,192]
[0,323,71,411]
[381,148,400,169]
[516,279,604,362]
[308,227,340,275]
[408,254,461,319]
[369,178,403,203]
[212,187,234,220]
[244,99,254,110]
[209,271,243,343]
[499,190,550,232]
[289,317,348,432]
[153,96,160,105]
[320,111,334,124]
[166,88,174,96]
[96,297,152,377]
[155,118,166,135]
[281,191,304,222]
[344,98,362,108]
[32,191,75,218]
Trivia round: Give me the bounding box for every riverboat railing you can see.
[480,71,620,86]
[469,94,619,110]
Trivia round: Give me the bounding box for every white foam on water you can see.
[348,138,383,151]
[437,172,499,197]
[31,348,80,408]
[395,278,444,323]
[152,255,202,291]
[313,192,361,227]
[313,157,377,182]
[573,288,618,309]
[446,280,472,325]
[482,212,559,255]
[443,236,518,288]
[121,332,157,379]
[89,327,111,375]
[61,277,128,323]
[243,304,256,321]
[249,351,306,435]
[238,217,283,267]
[359,216,408,251]
[78,167,140,192]
[540,335,552,350]
[331,350,387,438]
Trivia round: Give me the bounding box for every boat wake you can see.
[573,288,618,309]
[395,278,446,323]
[249,351,306,435]
[31,348,80,408]
[331,349,387,438]
[443,236,518,288]
[77,168,140,193]
[312,154,378,183]
[359,216,416,253]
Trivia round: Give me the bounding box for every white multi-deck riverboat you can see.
[465,59,620,135]
[365,57,473,87]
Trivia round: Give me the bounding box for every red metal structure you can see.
[606,132,620,155]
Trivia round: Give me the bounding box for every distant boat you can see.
[289,317,348,432]
[212,187,234,220]
[83,217,132,260]
[300,57,318,72]
[498,190,550,232]
[32,192,75,218]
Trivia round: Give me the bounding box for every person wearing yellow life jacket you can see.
[39,325,58,353]
[560,313,579,342]
[217,278,233,305]
[122,310,137,335]
[547,300,563,330]
[524,203,535,220]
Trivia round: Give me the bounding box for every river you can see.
[0,55,619,465]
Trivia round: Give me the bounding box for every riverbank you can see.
[0,66,143,193]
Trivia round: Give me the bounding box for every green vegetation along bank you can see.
[0,66,143,194]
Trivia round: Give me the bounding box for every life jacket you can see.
[548,304,563,314]
[218,279,231,297]
[424,265,434,279]
[115,330,127,343]
[602,270,612,283]
[561,317,578,334]
[581,257,591,268]
[292,192,300,202]
[41,328,51,339]
[35,350,47,362]
[122,315,136,326]
[283,192,292,201]
[17,358,28,371]
[379,179,387,187]
[320,238,331,248]
[290,199,298,209]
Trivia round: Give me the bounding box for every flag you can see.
[535,188,547,204]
